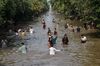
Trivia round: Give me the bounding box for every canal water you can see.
[0,0,100,66]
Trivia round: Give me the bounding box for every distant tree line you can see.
[51,0,100,24]
[0,0,49,25]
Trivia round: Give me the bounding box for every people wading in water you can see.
[62,34,69,47]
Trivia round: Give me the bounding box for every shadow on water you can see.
[84,30,100,38]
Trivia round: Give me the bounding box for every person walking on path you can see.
[62,34,69,47]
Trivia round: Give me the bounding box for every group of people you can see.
[64,23,81,33]
[83,21,97,30]
[16,26,35,39]
[0,16,88,55]
[41,17,88,55]
[64,23,87,43]
[14,26,35,53]
[47,27,63,55]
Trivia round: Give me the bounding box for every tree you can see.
[51,0,100,23]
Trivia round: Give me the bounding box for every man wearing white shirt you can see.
[29,27,34,34]
[49,45,60,55]
[81,35,87,43]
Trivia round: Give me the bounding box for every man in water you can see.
[51,35,57,48]
[81,34,87,43]
[62,34,69,47]
[54,28,58,36]
[76,26,81,33]
[47,28,51,35]
[49,44,60,55]
[16,43,27,54]
[29,27,34,34]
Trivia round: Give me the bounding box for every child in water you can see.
[49,44,60,55]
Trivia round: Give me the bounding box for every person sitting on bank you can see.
[81,34,87,43]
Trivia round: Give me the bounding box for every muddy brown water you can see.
[0,6,100,66]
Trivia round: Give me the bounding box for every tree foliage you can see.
[51,0,100,23]
[0,0,49,25]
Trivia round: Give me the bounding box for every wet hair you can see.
[48,27,50,30]
[64,34,67,36]
[51,36,53,38]
[81,34,84,36]
[55,28,56,30]
[21,42,24,45]
[50,44,53,47]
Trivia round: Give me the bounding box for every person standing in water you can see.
[81,34,87,43]
[1,39,7,48]
[17,43,27,54]
[54,28,58,36]
[52,18,55,23]
[48,37,53,48]
[29,27,34,35]
[49,44,60,56]
[42,19,46,29]
[51,35,57,48]
[76,26,81,33]
[64,23,68,29]
[62,34,69,47]
[47,28,51,35]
